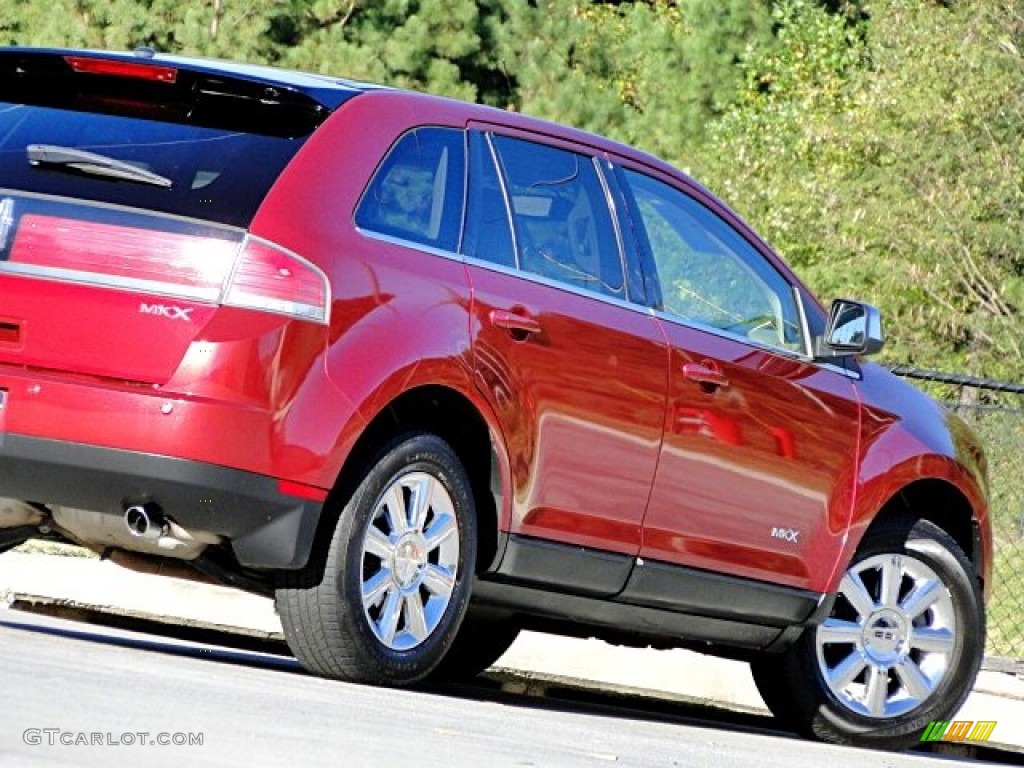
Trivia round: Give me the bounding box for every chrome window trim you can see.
[794,284,815,360]
[482,132,520,268]
[591,157,630,301]
[352,139,862,381]
[653,308,808,361]
[363,223,651,314]
[0,261,223,303]
[355,226,464,264]
[452,128,469,255]
[653,308,862,379]
[463,253,655,316]
[354,227,864,379]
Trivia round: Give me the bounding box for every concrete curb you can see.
[0,551,1021,752]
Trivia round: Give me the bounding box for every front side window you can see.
[622,169,805,353]
[490,135,625,298]
[355,127,465,252]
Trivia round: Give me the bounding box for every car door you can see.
[463,129,667,595]
[616,164,861,595]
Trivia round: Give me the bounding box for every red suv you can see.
[0,48,991,749]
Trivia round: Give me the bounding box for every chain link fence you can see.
[889,366,1024,661]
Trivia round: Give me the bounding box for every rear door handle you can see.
[682,362,730,390]
[489,309,542,336]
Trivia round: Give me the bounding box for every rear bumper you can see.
[0,434,324,569]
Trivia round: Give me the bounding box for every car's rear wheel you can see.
[276,433,477,684]
[426,612,520,682]
[751,518,983,749]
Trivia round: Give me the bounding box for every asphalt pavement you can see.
[0,607,990,768]
[0,548,1019,761]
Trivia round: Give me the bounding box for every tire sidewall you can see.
[802,520,983,745]
[333,433,477,684]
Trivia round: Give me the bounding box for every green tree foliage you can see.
[674,0,774,133]
[264,0,499,101]
[0,0,270,56]
[491,1,773,158]
[487,1,629,133]
[697,0,1024,377]
[0,0,1021,377]
[0,1,506,101]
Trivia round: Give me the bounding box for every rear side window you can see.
[461,132,517,268]
[490,135,625,299]
[0,53,340,228]
[355,127,466,253]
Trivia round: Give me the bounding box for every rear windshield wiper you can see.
[27,144,173,189]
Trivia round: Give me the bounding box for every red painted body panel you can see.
[641,323,860,592]
[828,362,992,597]
[0,276,219,384]
[246,92,503,505]
[0,308,340,489]
[0,91,503,531]
[467,266,667,555]
[0,67,992,613]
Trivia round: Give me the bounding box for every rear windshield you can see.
[0,106,307,227]
[0,54,348,228]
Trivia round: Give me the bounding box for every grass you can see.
[13,540,98,559]
[956,408,1024,658]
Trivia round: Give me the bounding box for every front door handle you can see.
[682,362,730,390]
[489,309,542,336]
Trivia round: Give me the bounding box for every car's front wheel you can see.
[276,433,477,684]
[752,518,984,750]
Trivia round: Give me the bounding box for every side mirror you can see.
[818,299,884,358]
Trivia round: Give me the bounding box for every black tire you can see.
[426,612,520,682]
[750,654,799,732]
[752,518,984,750]
[275,433,477,685]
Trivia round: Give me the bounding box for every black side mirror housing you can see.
[816,299,885,359]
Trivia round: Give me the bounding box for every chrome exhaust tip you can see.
[124,503,166,540]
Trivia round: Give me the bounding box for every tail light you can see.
[10,215,234,299]
[4,212,330,324]
[64,55,178,84]
[224,238,330,323]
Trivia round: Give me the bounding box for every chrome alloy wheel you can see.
[359,471,460,651]
[816,553,957,719]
